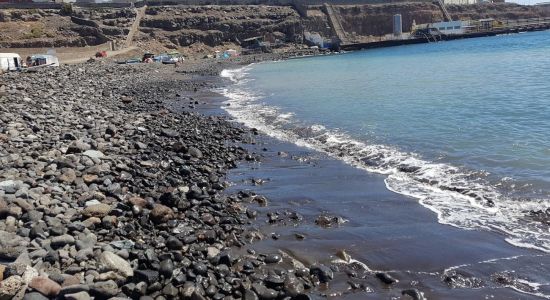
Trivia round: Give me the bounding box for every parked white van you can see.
[0,53,22,72]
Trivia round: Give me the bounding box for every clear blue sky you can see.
[507,0,541,4]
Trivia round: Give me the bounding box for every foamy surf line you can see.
[219,67,550,255]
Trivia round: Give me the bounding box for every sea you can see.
[220,30,550,298]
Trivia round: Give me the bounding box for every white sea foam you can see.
[330,256,372,272]
[219,67,550,255]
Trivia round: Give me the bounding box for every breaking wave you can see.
[219,67,550,253]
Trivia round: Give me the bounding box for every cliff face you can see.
[334,2,440,36]
[1,3,549,53]
[0,9,109,48]
[330,3,550,37]
[139,5,303,48]
[80,8,136,42]
[447,3,550,20]
[302,7,333,37]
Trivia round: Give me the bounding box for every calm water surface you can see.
[220,31,550,297]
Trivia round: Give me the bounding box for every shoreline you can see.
[1,52,549,300]
[339,27,550,52]
[222,129,550,300]
[214,57,550,299]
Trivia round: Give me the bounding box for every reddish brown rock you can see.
[82,203,111,218]
[58,169,77,184]
[82,174,98,184]
[150,204,175,224]
[13,198,32,212]
[0,264,6,281]
[128,196,147,209]
[82,217,101,228]
[61,275,80,287]
[29,276,61,297]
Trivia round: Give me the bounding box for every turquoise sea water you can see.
[221,31,550,252]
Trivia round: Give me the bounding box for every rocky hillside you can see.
[137,5,303,50]
[333,2,441,37]
[0,5,303,56]
[447,2,550,20]
[1,3,549,54]
[74,7,137,44]
[302,7,333,38]
[0,9,109,48]
[0,7,140,49]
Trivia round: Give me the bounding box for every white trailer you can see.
[0,53,22,72]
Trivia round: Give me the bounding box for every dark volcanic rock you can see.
[22,292,49,300]
[165,236,183,250]
[159,259,174,277]
[252,282,277,300]
[134,269,159,285]
[264,254,281,264]
[402,288,426,300]
[310,264,333,283]
[90,280,119,299]
[376,272,397,284]
[188,146,203,158]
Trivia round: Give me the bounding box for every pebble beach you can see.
[0,59,339,300]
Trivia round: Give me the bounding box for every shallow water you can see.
[220,31,550,255]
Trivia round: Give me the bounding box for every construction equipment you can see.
[435,0,452,22]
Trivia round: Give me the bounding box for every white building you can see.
[429,20,468,35]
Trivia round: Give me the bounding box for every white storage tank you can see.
[393,14,403,36]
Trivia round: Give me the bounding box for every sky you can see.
[506,0,545,4]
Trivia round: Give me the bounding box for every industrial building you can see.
[427,20,468,34]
